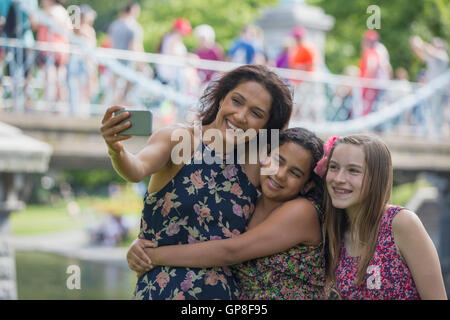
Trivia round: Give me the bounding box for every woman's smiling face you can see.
[326,144,366,215]
[211,81,272,148]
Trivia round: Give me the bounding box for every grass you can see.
[10,184,143,240]
[10,203,85,235]
[390,178,431,207]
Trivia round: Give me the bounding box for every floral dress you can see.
[335,206,420,300]
[232,244,326,300]
[132,133,258,300]
[232,203,326,300]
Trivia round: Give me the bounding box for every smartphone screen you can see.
[115,110,153,136]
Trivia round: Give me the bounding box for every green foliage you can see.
[60,169,125,193]
[308,0,449,78]
[10,203,84,235]
[65,0,448,78]
[390,179,431,207]
[11,185,142,236]
[66,0,277,52]
[138,0,277,52]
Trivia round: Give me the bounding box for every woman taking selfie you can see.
[100,65,292,299]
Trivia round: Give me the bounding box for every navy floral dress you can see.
[133,132,258,300]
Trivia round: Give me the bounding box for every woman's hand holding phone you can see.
[100,106,133,156]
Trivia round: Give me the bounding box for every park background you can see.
[0,0,449,299]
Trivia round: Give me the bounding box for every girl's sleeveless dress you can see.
[335,206,420,300]
[133,129,258,300]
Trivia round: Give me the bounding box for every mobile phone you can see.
[115,110,152,136]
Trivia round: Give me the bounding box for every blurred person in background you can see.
[410,35,449,138]
[389,67,414,134]
[358,30,391,117]
[289,26,325,121]
[1,0,38,111]
[155,17,192,87]
[36,0,73,112]
[193,24,224,84]
[275,37,295,69]
[391,67,412,101]
[410,35,449,82]
[0,1,13,74]
[288,26,317,73]
[68,4,97,116]
[329,65,361,121]
[228,24,265,65]
[108,1,144,104]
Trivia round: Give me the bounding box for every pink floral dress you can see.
[335,206,420,300]
[132,138,257,300]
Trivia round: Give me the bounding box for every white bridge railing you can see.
[1,1,449,138]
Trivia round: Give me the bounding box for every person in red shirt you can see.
[288,27,317,73]
[358,30,391,116]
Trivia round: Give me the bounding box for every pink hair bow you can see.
[313,136,339,178]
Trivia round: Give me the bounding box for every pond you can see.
[15,250,137,300]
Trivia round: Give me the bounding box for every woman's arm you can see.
[100,106,186,182]
[392,209,447,300]
[139,197,321,268]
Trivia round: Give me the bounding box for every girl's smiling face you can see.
[260,142,313,202]
[326,144,366,215]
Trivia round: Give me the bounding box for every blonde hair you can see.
[323,135,393,285]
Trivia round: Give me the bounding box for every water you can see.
[14,250,137,300]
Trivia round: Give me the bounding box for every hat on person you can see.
[80,4,97,19]
[173,18,192,35]
[363,30,379,41]
[291,26,306,39]
[194,24,215,44]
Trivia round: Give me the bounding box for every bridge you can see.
[1,110,450,173]
[1,1,448,167]
[1,32,449,172]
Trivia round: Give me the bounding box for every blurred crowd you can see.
[0,0,449,134]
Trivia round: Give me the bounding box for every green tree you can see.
[66,0,448,78]
[66,0,277,51]
[308,0,449,78]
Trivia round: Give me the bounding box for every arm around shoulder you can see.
[147,197,322,268]
[392,209,447,299]
[224,197,322,264]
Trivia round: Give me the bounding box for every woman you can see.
[127,128,326,300]
[36,0,72,107]
[100,65,292,299]
[321,134,447,299]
